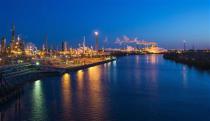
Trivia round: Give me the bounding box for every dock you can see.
[0,57,116,104]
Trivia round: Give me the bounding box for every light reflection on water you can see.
[146,54,159,64]
[86,66,107,121]
[182,66,188,88]
[30,80,47,121]
[145,55,159,97]
[77,70,84,90]
[1,55,210,121]
[60,73,72,120]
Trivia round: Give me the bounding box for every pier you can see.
[0,57,116,104]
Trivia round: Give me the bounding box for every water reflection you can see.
[112,61,118,83]
[0,102,21,121]
[88,66,102,83]
[107,62,111,67]
[112,60,117,67]
[135,55,140,64]
[61,73,72,119]
[143,55,159,99]
[146,54,159,64]
[60,67,107,120]
[134,56,141,82]
[76,70,84,100]
[182,66,188,88]
[31,80,46,120]
[86,66,107,120]
[76,70,84,88]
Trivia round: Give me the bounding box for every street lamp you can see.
[183,40,187,51]
[94,31,99,36]
[94,31,99,51]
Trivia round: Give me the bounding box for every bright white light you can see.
[17,35,20,41]
[94,31,99,36]
[35,80,41,86]
[36,61,40,66]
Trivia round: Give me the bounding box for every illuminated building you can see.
[9,25,25,55]
[143,45,167,54]
[11,35,25,55]
[126,46,135,51]
[25,42,37,56]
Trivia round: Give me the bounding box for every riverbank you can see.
[0,67,59,104]
[163,51,210,69]
[0,58,116,104]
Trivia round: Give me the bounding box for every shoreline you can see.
[0,71,59,104]
[62,58,116,72]
[0,58,116,104]
[163,51,210,70]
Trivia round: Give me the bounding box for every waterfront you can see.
[1,55,210,121]
[164,51,210,69]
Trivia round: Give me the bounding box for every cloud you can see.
[123,35,130,42]
[114,35,157,46]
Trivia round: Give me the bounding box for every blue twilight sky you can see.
[0,0,209,49]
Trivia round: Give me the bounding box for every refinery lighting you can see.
[94,31,99,36]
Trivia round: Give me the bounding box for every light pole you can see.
[94,31,99,51]
[183,40,187,51]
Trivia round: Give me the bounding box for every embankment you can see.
[163,51,210,69]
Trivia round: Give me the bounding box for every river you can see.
[1,55,210,121]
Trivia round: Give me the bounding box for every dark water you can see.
[1,55,210,121]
